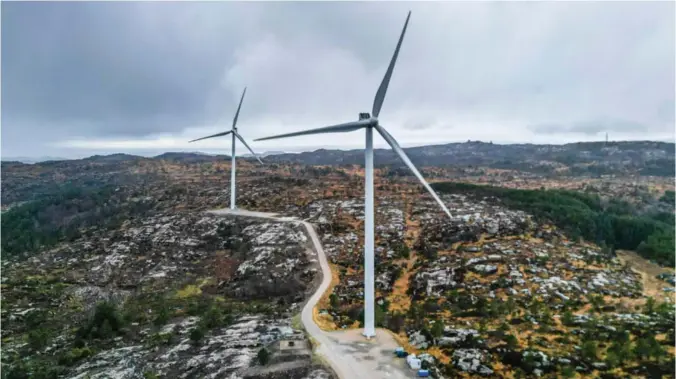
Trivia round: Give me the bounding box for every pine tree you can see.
[581,340,598,361]
[257,347,270,365]
[562,310,575,326]
[431,321,444,344]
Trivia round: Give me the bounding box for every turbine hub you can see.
[359,112,378,126]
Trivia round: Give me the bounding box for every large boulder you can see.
[438,328,479,348]
[451,348,493,376]
[408,330,429,349]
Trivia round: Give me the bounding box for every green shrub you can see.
[190,327,205,344]
[581,340,598,361]
[76,301,125,341]
[153,304,170,327]
[561,366,575,378]
[504,334,518,349]
[28,328,51,351]
[57,347,93,366]
[257,347,270,365]
[329,294,340,309]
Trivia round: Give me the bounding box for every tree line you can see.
[432,182,675,266]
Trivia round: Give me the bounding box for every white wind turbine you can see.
[189,87,263,210]
[255,11,452,338]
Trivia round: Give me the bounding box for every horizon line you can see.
[2,138,674,164]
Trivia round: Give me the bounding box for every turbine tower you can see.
[189,87,263,210]
[255,11,452,338]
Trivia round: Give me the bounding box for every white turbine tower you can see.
[255,11,452,338]
[189,87,263,210]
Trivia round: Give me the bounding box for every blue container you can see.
[396,350,408,358]
[417,369,430,377]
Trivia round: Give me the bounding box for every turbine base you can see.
[362,328,376,339]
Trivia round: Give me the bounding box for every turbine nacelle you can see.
[359,113,378,127]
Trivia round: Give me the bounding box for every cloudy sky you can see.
[2,1,674,159]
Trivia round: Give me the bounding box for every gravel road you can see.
[208,208,414,379]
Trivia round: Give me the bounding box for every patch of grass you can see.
[291,313,302,330]
[176,284,202,299]
[57,347,94,366]
[65,295,85,312]
[310,349,331,367]
[146,332,175,348]
[307,335,320,350]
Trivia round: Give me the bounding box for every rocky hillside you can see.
[1,150,674,378]
[1,210,333,379]
[305,191,675,378]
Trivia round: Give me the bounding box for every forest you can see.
[1,184,156,259]
[432,182,675,266]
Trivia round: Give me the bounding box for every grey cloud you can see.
[569,120,646,135]
[528,119,648,136]
[657,100,675,124]
[2,2,257,136]
[1,1,674,158]
[527,123,565,135]
[401,117,451,131]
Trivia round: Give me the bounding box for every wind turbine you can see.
[189,87,263,210]
[255,11,453,338]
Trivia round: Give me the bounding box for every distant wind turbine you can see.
[189,87,263,210]
[255,11,452,338]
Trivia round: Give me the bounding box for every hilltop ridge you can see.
[3,140,674,177]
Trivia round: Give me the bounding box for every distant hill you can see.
[2,140,674,177]
[1,156,69,164]
[83,153,143,163]
[152,151,291,162]
[153,152,218,163]
[243,150,289,158]
[263,140,675,177]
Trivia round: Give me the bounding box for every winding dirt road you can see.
[208,208,413,379]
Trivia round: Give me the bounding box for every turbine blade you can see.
[372,11,411,118]
[235,132,263,164]
[232,87,247,130]
[254,120,370,142]
[374,124,453,219]
[188,130,232,143]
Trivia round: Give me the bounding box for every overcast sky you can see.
[2,1,674,159]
